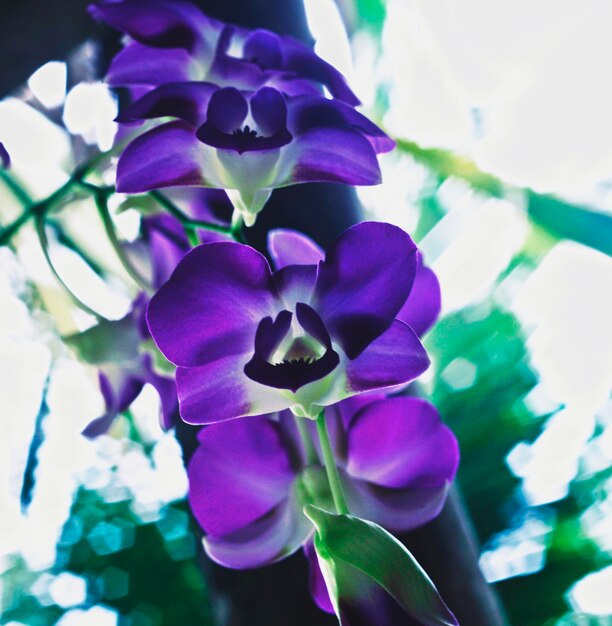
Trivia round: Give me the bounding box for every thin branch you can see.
[149,190,236,238]
[35,213,107,320]
[94,189,153,294]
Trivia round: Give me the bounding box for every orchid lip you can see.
[197,120,292,154]
[196,85,292,153]
[244,303,340,392]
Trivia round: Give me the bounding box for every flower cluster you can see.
[190,394,458,614]
[89,1,460,623]
[91,0,394,225]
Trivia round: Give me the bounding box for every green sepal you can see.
[304,505,458,626]
[140,339,176,377]
[115,193,162,216]
[64,315,140,365]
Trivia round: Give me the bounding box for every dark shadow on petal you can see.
[295,302,331,348]
[245,347,339,392]
[244,30,283,69]
[254,310,293,360]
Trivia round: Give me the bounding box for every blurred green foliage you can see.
[2,488,212,625]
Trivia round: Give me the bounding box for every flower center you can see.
[244,303,340,392]
[232,124,258,139]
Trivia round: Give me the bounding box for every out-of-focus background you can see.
[1,1,611,624]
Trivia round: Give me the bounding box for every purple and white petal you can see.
[188,416,294,536]
[161,187,232,225]
[397,255,441,337]
[141,214,189,288]
[176,354,289,424]
[106,42,193,87]
[268,229,324,269]
[281,37,359,106]
[90,0,218,53]
[147,242,278,366]
[272,265,317,310]
[141,356,179,430]
[251,87,288,136]
[83,370,143,438]
[304,541,335,613]
[346,320,429,393]
[314,222,418,359]
[0,142,10,168]
[344,474,452,534]
[117,82,217,126]
[277,127,382,188]
[207,25,269,89]
[346,397,459,489]
[203,489,312,569]
[243,29,284,70]
[288,96,394,153]
[116,121,209,193]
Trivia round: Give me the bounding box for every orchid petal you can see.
[106,42,192,86]
[304,541,335,614]
[116,121,208,193]
[188,416,294,536]
[243,30,283,70]
[315,222,418,359]
[251,86,288,136]
[268,229,324,269]
[288,96,394,153]
[281,37,359,105]
[203,488,312,569]
[346,320,429,393]
[83,370,143,438]
[397,256,441,337]
[117,81,217,126]
[344,475,452,535]
[176,355,289,424]
[278,127,382,187]
[147,242,278,367]
[272,265,317,311]
[206,87,248,132]
[347,397,459,489]
[90,0,216,53]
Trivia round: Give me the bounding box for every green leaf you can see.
[304,505,458,626]
[65,315,140,365]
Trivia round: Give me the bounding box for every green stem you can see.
[149,190,236,239]
[0,169,34,207]
[185,226,200,247]
[35,214,106,320]
[94,190,153,294]
[0,210,34,246]
[0,176,85,246]
[294,416,319,466]
[316,410,349,515]
[230,211,246,243]
[0,138,131,246]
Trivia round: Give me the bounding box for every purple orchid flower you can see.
[84,189,233,436]
[90,0,358,103]
[82,293,179,437]
[187,394,459,571]
[115,84,393,225]
[0,142,10,168]
[265,230,447,620]
[146,221,431,423]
